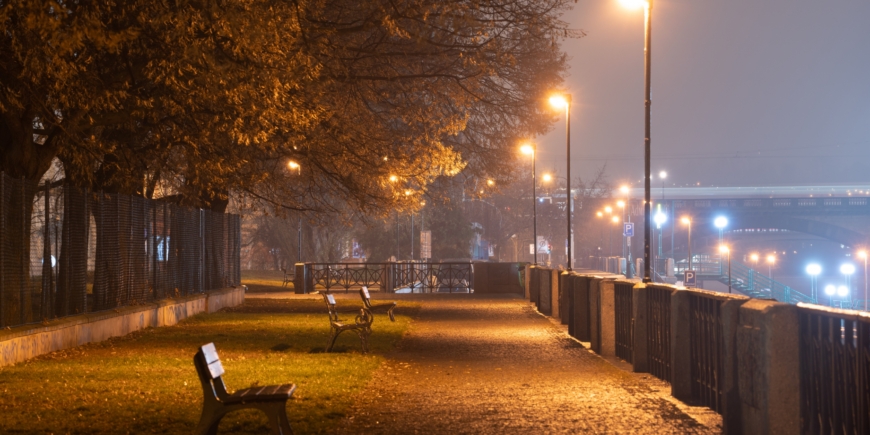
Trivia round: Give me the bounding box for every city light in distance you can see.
[714,216,728,229]
[825,285,836,296]
[287,160,300,170]
[806,264,821,276]
[837,285,849,297]
[841,264,856,275]
[659,170,667,179]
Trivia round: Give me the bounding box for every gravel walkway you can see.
[328,294,722,434]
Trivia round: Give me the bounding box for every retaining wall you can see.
[0,286,245,367]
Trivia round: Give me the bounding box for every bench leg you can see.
[195,406,226,435]
[387,306,396,322]
[326,328,342,353]
[262,401,294,435]
[356,327,371,353]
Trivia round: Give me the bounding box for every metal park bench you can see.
[322,293,373,353]
[193,342,296,434]
[359,286,397,321]
[281,268,294,288]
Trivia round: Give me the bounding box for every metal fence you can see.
[307,262,473,293]
[647,285,673,383]
[798,305,870,434]
[614,281,634,363]
[688,291,725,413]
[0,173,241,329]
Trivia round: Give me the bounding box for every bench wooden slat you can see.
[206,360,225,379]
[225,383,296,404]
[202,342,220,364]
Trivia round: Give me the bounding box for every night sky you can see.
[536,0,870,190]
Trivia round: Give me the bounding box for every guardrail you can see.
[798,304,870,434]
[647,285,673,383]
[614,281,634,363]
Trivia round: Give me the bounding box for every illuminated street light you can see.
[287,160,300,171]
[605,205,613,214]
[550,93,573,270]
[859,250,868,311]
[681,217,692,271]
[520,143,537,265]
[389,175,398,183]
[767,255,776,294]
[542,173,553,183]
[838,285,849,298]
[719,245,731,293]
[487,179,495,186]
[714,216,728,245]
[806,263,821,301]
[619,0,648,8]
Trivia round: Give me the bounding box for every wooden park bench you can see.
[322,293,372,353]
[194,343,296,435]
[359,286,397,322]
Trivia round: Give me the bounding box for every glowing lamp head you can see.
[404,190,412,196]
[840,264,856,275]
[542,173,553,183]
[520,144,534,155]
[806,264,822,276]
[612,216,620,224]
[659,170,667,179]
[549,95,569,109]
[766,255,776,264]
[719,245,729,254]
[487,179,495,186]
[824,285,836,296]
[859,250,868,259]
[714,216,728,229]
[654,212,667,226]
[597,211,604,217]
[619,0,649,9]
[620,185,630,194]
[605,206,613,214]
[750,253,759,262]
[287,160,300,170]
[837,285,849,297]
[680,216,691,225]
[389,175,398,182]
[617,200,626,208]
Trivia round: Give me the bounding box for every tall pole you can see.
[687,221,692,271]
[533,146,538,265]
[727,250,732,294]
[410,214,414,260]
[565,96,573,271]
[642,0,653,283]
[297,217,302,262]
[864,256,868,311]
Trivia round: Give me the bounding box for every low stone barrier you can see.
[0,286,245,367]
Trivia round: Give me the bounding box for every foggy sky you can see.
[536,0,870,190]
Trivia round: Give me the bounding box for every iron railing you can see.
[309,262,473,293]
[688,291,725,413]
[0,173,241,329]
[647,285,673,383]
[798,304,870,434]
[614,281,634,363]
[570,275,592,342]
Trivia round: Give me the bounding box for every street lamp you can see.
[654,208,666,278]
[550,94,573,270]
[837,285,850,308]
[620,0,654,283]
[750,253,759,268]
[288,161,303,262]
[521,143,537,265]
[714,216,728,245]
[767,255,776,295]
[859,250,868,310]
[611,215,620,257]
[824,284,836,307]
[680,216,692,271]
[806,263,821,302]
[719,245,731,294]
[841,264,855,304]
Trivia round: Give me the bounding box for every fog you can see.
[536,0,870,189]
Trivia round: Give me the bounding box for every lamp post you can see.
[859,250,868,310]
[767,254,776,295]
[620,0,654,283]
[654,208,666,279]
[719,245,731,294]
[825,284,836,307]
[806,263,821,303]
[543,172,575,269]
[714,216,728,246]
[681,216,692,271]
[549,94,573,270]
[841,263,855,308]
[288,161,303,262]
[520,144,537,265]
[837,285,850,309]
[611,215,620,258]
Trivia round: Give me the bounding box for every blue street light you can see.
[714,216,728,245]
[824,284,837,307]
[806,263,821,302]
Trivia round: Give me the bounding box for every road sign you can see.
[623,222,634,237]
[684,270,697,288]
[420,231,432,259]
[536,236,549,254]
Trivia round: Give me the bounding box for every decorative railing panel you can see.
[647,285,672,383]
[689,292,724,413]
[798,305,870,434]
[309,262,473,293]
[615,281,634,363]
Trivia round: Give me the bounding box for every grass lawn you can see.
[0,298,418,434]
[242,270,292,292]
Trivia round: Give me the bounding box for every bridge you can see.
[623,185,870,248]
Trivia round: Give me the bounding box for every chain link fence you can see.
[0,172,240,329]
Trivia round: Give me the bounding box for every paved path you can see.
[323,294,721,434]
